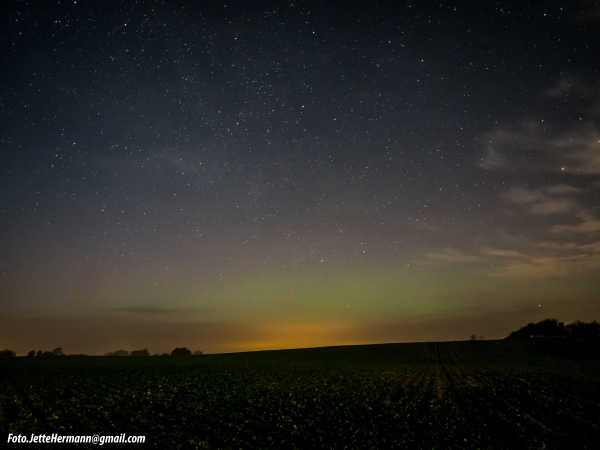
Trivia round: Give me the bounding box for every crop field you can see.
[2,340,600,449]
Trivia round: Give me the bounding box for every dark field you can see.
[2,340,600,449]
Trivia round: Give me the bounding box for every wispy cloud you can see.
[113,306,178,315]
[481,248,528,259]
[551,213,600,234]
[544,76,598,98]
[478,146,507,170]
[487,253,599,279]
[482,242,600,278]
[501,185,580,215]
[426,237,600,279]
[500,181,600,237]
[426,248,481,264]
[531,199,577,215]
[479,77,600,176]
[501,186,545,205]
[479,121,600,175]
[440,77,600,279]
[544,184,582,195]
[534,239,600,253]
[413,221,441,233]
[483,228,600,279]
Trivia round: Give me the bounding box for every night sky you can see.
[2,1,600,354]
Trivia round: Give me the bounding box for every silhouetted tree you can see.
[566,320,600,342]
[193,350,203,356]
[171,347,192,357]
[131,349,150,357]
[105,350,129,356]
[52,347,64,356]
[27,350,36,357]
[36,350,43,357]
[507,319,568,339]
[0,349,16,357]
[507,319,600,344]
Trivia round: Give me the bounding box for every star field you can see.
[1,1,600,353]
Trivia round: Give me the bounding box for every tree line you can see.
[0,347,202,357]
[506,319,600,342]
[105,347,203,357]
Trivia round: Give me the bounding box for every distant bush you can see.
[131,349,150,357]
[0,349,16,357]
[171,347,192,357]
[193,350,204,356]
[507,319,568,339]
[507,319,600,343]
[105,350,129,357]
[566,320,600,342]
[29,348,66,357]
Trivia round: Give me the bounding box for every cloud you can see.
[481,248,528,259]
[579,240,600,252]
[535,239,600,253]
[479,121,600,175]
[478,146,507,170]
[488,254,599,279]
[501,185,580,215]
[111,305,213,316]
[113,306,178,315]
[544,184,582,195]
[535,241,581,251]
[482,235,600,278]
[483,245,600,278]
[531,198,578,215]
[479,77,600,176]
[480,175,600,276]
[553,132,600,175]
[544,78,577,98]
[426,248,481,263]
[478,120,543,171]
[413,221,441,232]
[544,76,598,98]
[500,182,600,237]
[550,214,600,234]
[502,186,545,205]
[426,219,600,276]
